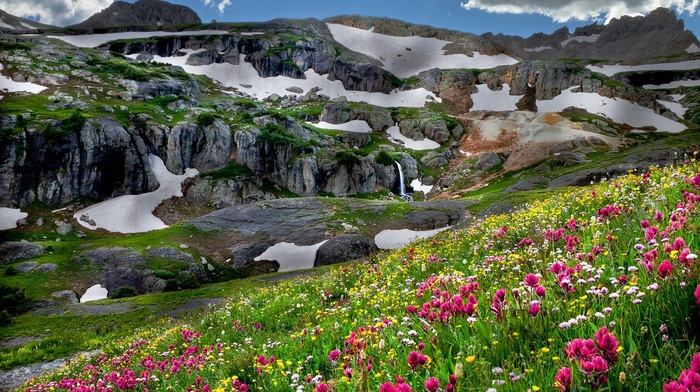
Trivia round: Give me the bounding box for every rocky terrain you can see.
[67,0,202,32]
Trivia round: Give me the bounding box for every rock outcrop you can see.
[314,234,378,267]
[0,242,43,263]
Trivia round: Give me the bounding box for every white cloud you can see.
[200,0,231,15]
[460,0,700,23]
[0,0,113,26]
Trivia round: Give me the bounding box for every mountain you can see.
[0,9,57,33]
[484,7,700,63]
[67,0,202,32]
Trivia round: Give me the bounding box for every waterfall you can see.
[395,161,413,202]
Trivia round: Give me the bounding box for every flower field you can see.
[22,163,700,391]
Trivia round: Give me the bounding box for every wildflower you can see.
[315,384,329,392]
[695,284,700,305]
[535,285,546,298]
[691,352,700,373]
[554,367,572,392]
[407,351,426,370]
[529,303,540,317]
[524,273,539,287]
[657,260,674,278]
[424,377,440,392]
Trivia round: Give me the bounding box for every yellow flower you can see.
[532,385,540,391]
[466,355,476,364]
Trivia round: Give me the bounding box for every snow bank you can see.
[471,84,523,112]
[0,207,28,230]
[587,60,700,77]
[49,30,227,48]
[254,241,327,272]
[0,64,47,94]
[657,99,687,117]
[312,120,372,133]
[561,34,600,47]
[327,24,517,79]
[374,227,450,250]
[80,284,108,303]
[410,179,433,194]
[643,80,700,89]
[386,126,440,150]
[133,52,440,108]
[73,155,198,234]
[524,46,553,52]
[687,44,700,53]
[0,18,15,30]
[536,88,686,133]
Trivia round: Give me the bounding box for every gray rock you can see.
[473,152,502,171]
[34,263,58,272]
[405,210,453,230]
[51,290,79,303]
[0,241,43,263]
[286,86,304,94]
[314,234,378,267]
[15,262,38,272]
[55,220,73,235]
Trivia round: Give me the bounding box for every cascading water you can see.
[395,161,413,202]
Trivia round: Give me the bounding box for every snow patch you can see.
[386,125,440,150]
[327,23,517,79]
[80,284,108,303]
[19,22,36,29]
[536,87,686,133]
[0,18,15,30]
[643,79,700,89]
[0,207,28,230]
[657,99,687,117]
[471,84,523,112]
[524,46,553,52]
[133,52,440,108]
[254,241,328,272]
[410,179,433,194]
[587,60,700,77]
[73,155,198,234]
[48,30,227,48]
[312,120,372,133]
[0,64,47,94]
[374,227,450,250]
[240,32,264,36]
[687,43,700,53]
[561,34,600,47]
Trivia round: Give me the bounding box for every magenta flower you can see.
[529,303,540,317]
[425,377,440,392]
[694,285,700,306]
[535,285,546,298]
[315,384,329,392]
[328,349,341,362]
[524,273,539,288]
[407,351,427,370]
[657,259,674,278]
[664,381,688,392]
[595,327,619,363]
[554,367,572,392]
[691,352,700,373]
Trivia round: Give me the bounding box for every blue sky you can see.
[2,0,700,37]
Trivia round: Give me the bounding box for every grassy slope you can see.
[11,162,700,392]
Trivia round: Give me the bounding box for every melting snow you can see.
[471,84,523,112]
[327,23,517,79]
[73,155,198,234]
[240,32,264,36]
[0,64,47,94]
[536,87,686,133]
[524,46,553,52]
[687,43,700,53]
[374,227,450,250]
[49,30,227,48]
[410,179,433,194]
[643,79,700,89]
[587,60,700,77]
[132,51,440,107]
[561,35,600,47]
[80,284,108,303]
[657,99,687,117]
[0,18,15,30]
[0,207,28,230]
[254,241,327,272]
[312,120,372,133]
[386,125,440,150]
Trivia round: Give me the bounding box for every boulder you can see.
[0,241,43,263]
[51,290,79,304]
[314,235,378,267]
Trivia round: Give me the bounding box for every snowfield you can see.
[311,120,373,133]
[327,24,518,79]
[561,34,600,47]
[0,207,28,230]
[536,88,686,133]
[129,51,441,107]
[73,155,197,234]
[386,126,440,150]
[49,30,228,48]
[643,80,700,89]
[254,241,328,272]
[587,60,700,77]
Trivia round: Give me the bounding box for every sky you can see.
[2,0,700,37]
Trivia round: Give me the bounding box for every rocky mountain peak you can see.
[68,0,201,31]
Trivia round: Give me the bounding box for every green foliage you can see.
[153,270,178,280]
[110,286,138,299]
[196,112,217,129]
[203,161,254,180]
[258,122,316,152]
[334,150,360,166]
[0,41,32,52]
[0,310,10,327]
[4,266,19,276]
[178,274,201,290]
[375,150,396,166]
[0,283,31,316]
[61,109,86,134]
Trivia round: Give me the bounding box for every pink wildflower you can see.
[524,273,539,288]
[658,259,674,278]
[425,377,440,392]
[529,303,540,317]
[554,367,572,392]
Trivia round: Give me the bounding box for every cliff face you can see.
[68,0,202,31]
[484,7,700,63]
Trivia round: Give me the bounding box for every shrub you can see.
[4,265,19,276]
[61,109,86,134]
[0,283,31,315]
[179,274,201,289]
[375,150,395,166]
[196,112,217,129]
[335,150,360,166]
[110,286,138,299]
[0,310,10,327]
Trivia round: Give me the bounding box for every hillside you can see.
[1,3,700,390]
[8,162,700,391]
[67,0,202,32]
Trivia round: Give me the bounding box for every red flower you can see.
[658,259,674,278]
[529,303,540,317]
[315,384,329,392]
[524,273,539,288]
[554,367,572,392]
[694,285,700,306]
[425,377,440,392]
